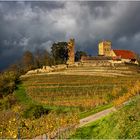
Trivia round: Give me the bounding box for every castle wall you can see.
[81,59,112,66]
[98,41,112,56]
[98,42,104,55]
[110,50,116,57]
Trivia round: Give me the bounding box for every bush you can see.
[114,81,140,107]
[0,71,19,98]
[23,104,51,119]
[0,94,17,110]
[55,107,72,114]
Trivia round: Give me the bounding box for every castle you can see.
[26,40,138,75]
[57,39,138,66]
[98,40,137,64]
[81,40,138,66]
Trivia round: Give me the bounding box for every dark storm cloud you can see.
[0,1,140,70]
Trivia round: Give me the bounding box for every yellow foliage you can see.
[114,81,140,107]
[0,111,79,139]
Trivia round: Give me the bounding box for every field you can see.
[1,65,140,139]
[22,74,139,111]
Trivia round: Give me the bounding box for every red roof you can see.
[113,50,136,59]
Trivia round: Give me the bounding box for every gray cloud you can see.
[0,1,140,70]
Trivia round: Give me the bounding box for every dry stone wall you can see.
[26,64,67,75]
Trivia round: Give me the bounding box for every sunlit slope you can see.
[22,71,140,111]
[45,65,139,77]
[70,94,140,139]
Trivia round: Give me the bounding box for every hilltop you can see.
[1,46,140,139]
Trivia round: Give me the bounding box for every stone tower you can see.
[98,41,112,56]
[67,39,75,65]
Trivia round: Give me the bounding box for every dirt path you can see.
[34,107,116,139]
[78,107,116,128]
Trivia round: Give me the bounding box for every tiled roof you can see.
[113,50,136,59]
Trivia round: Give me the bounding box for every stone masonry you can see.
[67,39,75,65]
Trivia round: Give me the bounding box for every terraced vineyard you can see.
[1,66,140,139]
[22,74,140,111]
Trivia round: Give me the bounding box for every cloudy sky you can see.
[0,1,140,70]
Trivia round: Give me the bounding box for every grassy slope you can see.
[79,103,112,119]
[14,83,79,113]
[14,84,34,105]
[20,74,137,114]
[70,95,140,139]
[15,74,140,120]
[14,83,112,117]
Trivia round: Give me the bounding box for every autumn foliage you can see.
[113,80,140,107]
[0,106,79,139]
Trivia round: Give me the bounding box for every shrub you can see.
[55,107,72,114]
[0,95,17,110]
[113,81,140,107]
[23,104,51,119]
[0,71,19,98]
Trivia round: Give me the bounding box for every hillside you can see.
[21,65,140,110]
[1,65,140,139]
[24,65,140,77]
[70,94,140,139]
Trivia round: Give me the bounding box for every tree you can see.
[51,42,68,64]
[22,51,34,72]
[34,49,53,68]
[7,63,22,75]
[75,51,87,62]
[0,71,18,98]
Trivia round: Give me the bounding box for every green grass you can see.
[14,84,35,105]
[14,83,79,113]
[70,94,140,139]
[70,114,117,139]
[79,103,113,119]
